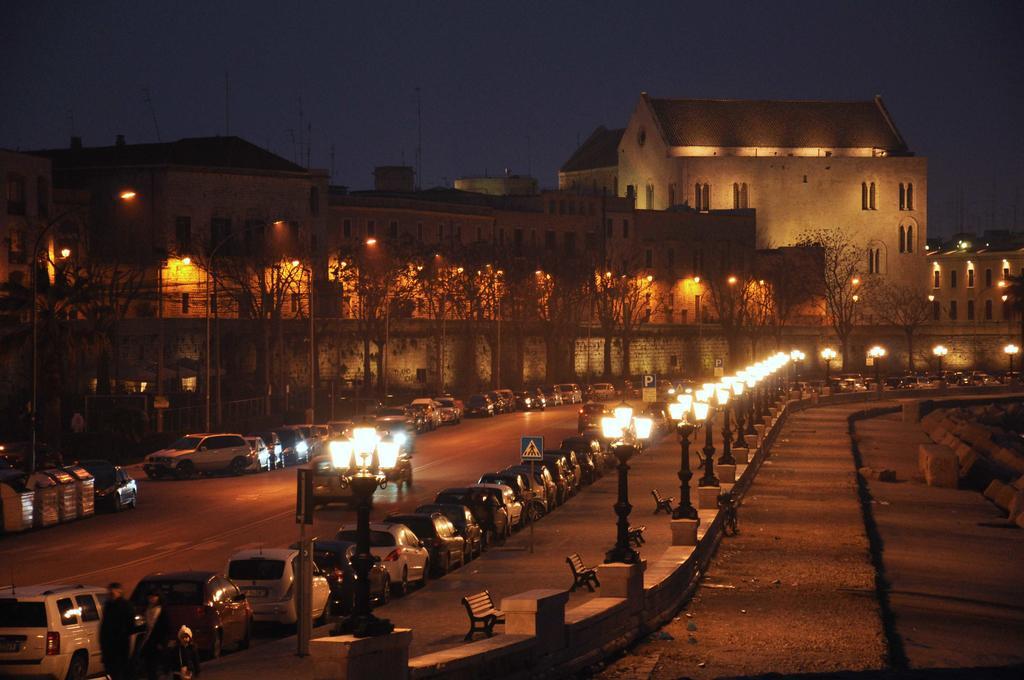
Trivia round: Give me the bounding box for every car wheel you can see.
[64,652,87,680]
[393,567,409,597]
[238,619,252,650]
[421,559,430,584]
[210,629,223,659]
[176,461,196,480]
[379,574,391,605]
[230,457,249,475]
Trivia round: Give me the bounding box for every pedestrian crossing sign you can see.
[520,436,544,461]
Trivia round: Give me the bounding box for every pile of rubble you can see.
[918,402,1024,526]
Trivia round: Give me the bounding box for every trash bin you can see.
[64,465,95,518]
[0,471,33,533]
[26,471,59,528]
[41,468,78,522]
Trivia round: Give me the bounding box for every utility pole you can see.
[415,87,422,190]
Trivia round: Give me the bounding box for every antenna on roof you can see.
[287,129,297,163]
[143,87,162,142]
[330,144,336,181]
[526,135,532,177]
[415,87,422,190]
[306,122,312,168]
[225,72,231,136]
[298,96,304,164]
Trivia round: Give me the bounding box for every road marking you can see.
[117,541,151,551]
[192,540,227,551]
[163,541,190,551]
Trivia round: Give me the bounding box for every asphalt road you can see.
[0,405,580,596]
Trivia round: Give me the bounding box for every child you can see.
[172,625,201,680]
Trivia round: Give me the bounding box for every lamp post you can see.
[932,344,948,376]
[1004,343,1019,380]
[744,373,757,436]
[821,347,837,387]
[731,378,747,448]
[697,391,718,488]
[601,409,652,564]
[868,345,887,393]
[668,395,698,520]
[716,384,735,466]
[329,427,398,637]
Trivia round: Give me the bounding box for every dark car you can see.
[414,503,485,560]
[273,427,309,465]
[385,513,465,575]
[536,456,572,506]
[513,390,545,411]
[560,436,604,484]
[78,458,137,511]
[577,402,608,434]
[504,464,557,514]
[131,571,252,659]
[251,431,285,469]
[643,402,672,435]
[434,487,510,543]
[294,539,390,614]
[373,415,417,454]
[465,394,494,417]
[486,391,509,414]
[479,471,544,522]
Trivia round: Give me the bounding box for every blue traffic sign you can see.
[642,374,657,388]
[520,436,544,461]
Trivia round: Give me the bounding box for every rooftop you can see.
[560,126,625,173]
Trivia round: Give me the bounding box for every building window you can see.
[899,183,905,210]
[622,219,629,238]
[564,232,575,254]
[907,183,914,210]
[906,225,913,252]
[933,269,940,288]
[732,182,748,209]
[870,182,876,210]
[932,300,941,320]
[949,300,958,320]
[645,249,653,268]
[545,230,556,250]
[1004,267,1011,279]
[37,177,49,217]
[985,299,993,320]
[6,173,26,215]
[695,183,710,211]
[173,216,192,254]
[626,185,635,201]
[968,268,975,287]
[899,226,906,253]
[181,292,190,315]
[985,269,992,287]
[309,186,319,215]
[950,270,957,288]
[8,228,26,264]
[861,182,868,210]
[645,184,654,209]
[389,220,399,239]
[211,217,232,252]
[343,219,352,238]
[967,300,975,320]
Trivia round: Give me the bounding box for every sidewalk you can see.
[202,419,720,678]
[854,411,1024,668]
[601,403,888,678]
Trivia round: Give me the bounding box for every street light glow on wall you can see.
[119,190,136,200]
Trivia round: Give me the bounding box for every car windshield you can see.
[395,517,433,537]
[377,407,406,417]
[134,580,203,606]
[228,559,286,581]
[168,436,203,450]
[467,396,486,406]
[436,399,454,407]
[337,530,396,547]
[313,549,346,568]
[0,600,47,627]
[80,462,115,488]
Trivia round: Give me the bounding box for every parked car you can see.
[243,436,273,472]
[414,503,485,560]
[970,371,994,385]
[326,420,355,438]
[504,463,556,514]
[373,416,416,455]
[434,397,463,424]
[78,459,137,511]
[226,549,329,626]
[273,427,310,465]
[296,425,329,457]
[561,436,604,484]
[336,522,430,595]
[555,383,583,404]
[385,513,465,576]
[310,452,354,507]
[495,389,516,410]
[143,433,255,479]
[409,399,442,430]
[587,382,617,401]
[513,390,545,411]
[131,571,252,658]
[577,402,608,433]
[487,390,511,414]
[541,386,563,406]
[251,430,285,469]
[0,584,110,680]
[433,487,511,542]
[465,394,495,417]
[299,539,390,614]
[538,454,573,505]
[557,450,583,490]
[477,475,535,524]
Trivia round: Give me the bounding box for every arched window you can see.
[899,225,906,253]
[861,182,868,210]
[701,183,710,211]
[875,249,881,273]
[867,249,874,273]
[668,183,675,207]
[907,183,914,210]
[906,225,913,252]
[985,299,993,320]
[899,183,905,210]
[646,183,654,209]
[869,182,877,210]
[733,183,740,209]
[740,182,748,208]
[695,183,701,209]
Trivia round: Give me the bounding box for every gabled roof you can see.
[34,136,307,173]
[560,126,625,173]
[644,95,908,152]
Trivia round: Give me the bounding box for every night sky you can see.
[2,1,1021,237]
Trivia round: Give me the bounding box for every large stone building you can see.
[559,94,928,288]
[2,149,55,286]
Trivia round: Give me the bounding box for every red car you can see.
[131,571,252,658]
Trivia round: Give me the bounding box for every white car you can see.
[243,437,272,472]
[0,584,111,680]
[588,383,616,401]
[472,483,524,528]
[336,522,430,595]
[226,549,330,625]
[143,433,254,479]
[409,399,442,430]
[555,384,583,404]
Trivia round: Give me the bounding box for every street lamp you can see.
[820,347,837,386]
[697,390,718,489]
[730,378,747,448]
[668,393,698,521]
[932,344,948,375]
[1004,343,1019,379]
[601,410,651,565]
[868,345,887,391]
[716,384,735,466]
[329,427,398,637]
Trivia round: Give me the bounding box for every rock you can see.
[686,622,697,631]
[697,660,706,666]
[859,466,898,482]
[689,636,698,645]
[1007,490,1024,520]
[984,479,1017,511]
[918,444,959,488]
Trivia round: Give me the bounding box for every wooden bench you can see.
[566,553,600,592]
[628,524,646,547]
[461,590,505,641]
[651,489,674,514]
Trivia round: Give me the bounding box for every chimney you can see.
[70,136,82,150]
[116,134,126,146]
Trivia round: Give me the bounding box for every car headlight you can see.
[525,398,532,405]
[296,441,308,454]
[393,432,407,446]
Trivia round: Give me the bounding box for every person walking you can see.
[136,590,170,680]
[171,625,201,679]
[99,582,135,680]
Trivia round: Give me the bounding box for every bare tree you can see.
[757,246,821,347]
[870,281,936,372]
[704,271,755,369]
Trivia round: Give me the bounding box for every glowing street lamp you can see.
[1004,343,1019,378]
[821,347,838,385]
[932,344,948,375]
[868,345,887,390]
[671,396,699,521]
[602,408,652,565]
[697,391,719,489]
